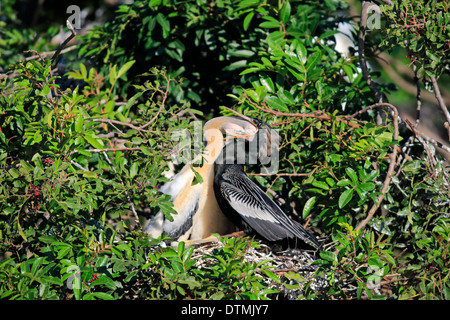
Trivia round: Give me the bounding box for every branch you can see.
[412,62,422,128]
[243,92,362,128]
[404,119,436,175]
[377,0,394,5]
[51,20,77,65]
[25,45,77,62]
[101,151,140,227]
[90,118,148,132]
[430,76,450,138]
[403,120,450,154]
[353,103,399,232]
[358,1,383,104]
[85,147,141,153]
[247,172,312,177]
[139,75,172,130]
[92,75,173,134]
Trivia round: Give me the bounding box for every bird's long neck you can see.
[202,128,225,166]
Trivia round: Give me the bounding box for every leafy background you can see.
[0,0,449,300]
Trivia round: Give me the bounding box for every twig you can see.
[404,118,436,175]
[139,75,172,130]
[430,76,450,139]
[353,103,399,232]
[377,0,394,5]
[51,20,77,66]
[406,38,422,128]
[92,75,173,134]
[376,52,450,106]
[410,125,450,154]
[70,160,89,171]
[243,92,361,128]
[247,172,312,177]
[24,50,46,63]
[272,267,315,275]
[101,151,140,227]
[90,118,148,132]
[70,160,106,181]
[358,2,383,104]
[84,147,141,153]
[24,45,78,62]
[413,64,422,128]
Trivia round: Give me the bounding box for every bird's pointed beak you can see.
[223,123,257,142]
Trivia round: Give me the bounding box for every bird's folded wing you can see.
[220,172,319,247]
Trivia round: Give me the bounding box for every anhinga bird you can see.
[144,116,258,241]
[213,120,320,249]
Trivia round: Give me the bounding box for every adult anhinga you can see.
[144,116,258,241]
[213,120,320,249]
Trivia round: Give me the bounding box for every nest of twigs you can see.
[189,237,327,300]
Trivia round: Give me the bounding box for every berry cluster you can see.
[43,158,55,166]
[27,183,43,211]
[88,273,98,284]
[406,54,418,62]
[425,265,439,273]
[409,17,423,35]
[27,183,42,200]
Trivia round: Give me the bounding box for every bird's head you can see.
[203,116,258,143]
[202,116,258,164]
[247,118,279,158]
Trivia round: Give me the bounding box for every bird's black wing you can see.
[216,165,319,248]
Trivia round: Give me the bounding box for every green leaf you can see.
[345,167,358,184]
[192,170,204,185]
[426,50,440,64]
[177,241,185,257]
[342,65,354,82]
[89,276,117,290]
[243,12,254,31]
[117,60,136,79]
[263,268,281,283]
[91,292,115,300]
[57,247,72,259]
[312,180,329,190]
[109,65,117,86]
[130,162,138,179]
[265,96,288,112]
[339,188,354,208]
[358,182,376,192]
[105,100,115,114]
[295,41,307,64]
[302,196,316,219]
[336,179,351,187]
[306,51,321,72]
[276,90,293,106]
[16,217,28,242]
[74,115,83,132]
[42,85,50,96]
[318,30,339,40]
[260,16,281,29]
[239,0,260,9]
[82,171,98,179]
[156,13,170,38]
[280,2,291,23]
[84,134,104,149]
[116,243,133,259]
[260,73,274,92]
[149,0,161,5]
[261,57,274,68]
[319,251,337,263]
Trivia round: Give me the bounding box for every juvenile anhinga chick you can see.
[144,116,258,241]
